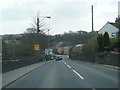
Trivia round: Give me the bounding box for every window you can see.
[111,32,116,37]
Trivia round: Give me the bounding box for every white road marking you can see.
[62,60,84,80]
[62,61,66,64]
[62,60,65,63]
[72,70,84,79]
[67,65,71,68]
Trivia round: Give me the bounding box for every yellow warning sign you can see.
[34,44,40,50]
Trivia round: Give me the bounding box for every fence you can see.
[69,53,119,67]
[95,53,119,66]
[2,56,45,73]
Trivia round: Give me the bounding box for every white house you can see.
[75,44,83,47]
[98,22,119,38]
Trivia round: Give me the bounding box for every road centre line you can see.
[62,60,65,63]
[62,61,84,80]
[62,60,66,64]
[67,65,71,68]
[72,69,84,79]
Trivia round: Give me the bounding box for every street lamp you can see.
[37,16,51,33]
[44,16,51,18]
[35,16,51,61]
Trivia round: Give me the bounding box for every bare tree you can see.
[30,12,47,34]
[25,28,37,34]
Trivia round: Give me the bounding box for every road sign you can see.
[34,44,40,50]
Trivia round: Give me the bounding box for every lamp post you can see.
[35,16,51,60]
[37,16,51,34]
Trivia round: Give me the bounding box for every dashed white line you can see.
[72,69,84,79]
[62,60,65,63]
[62,61,66,64]
[67,65,71,68]
[62,61,84,80]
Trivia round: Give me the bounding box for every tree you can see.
[116,31,120,52]
[115,17,120,30]
[53,48,59,54]
[69,46,74,58]
[97,34,104,52]
[25,28,37,34]
[117,31,120,41]
[13,12,49,59]
[104,32,110,47]
[31,12,47,34]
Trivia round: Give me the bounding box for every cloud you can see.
[1,20,29,34]
[53,2,90,19]
[0,0,119,35]
[0,3,31,21]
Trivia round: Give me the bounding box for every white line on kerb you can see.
[67,65,71,68]
[72,70,84,79]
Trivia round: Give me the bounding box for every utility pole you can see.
[37,17,40,33]
[36,16,40,60]
[118,1,120,31]
[48,29,50,55]
[35,15,51,60]
[91,5,95,63]
[92,5,94,32]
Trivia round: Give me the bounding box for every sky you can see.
[0,0,119,35]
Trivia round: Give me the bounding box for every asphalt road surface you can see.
[4,55,120,89]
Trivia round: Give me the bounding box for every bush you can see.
[2,56,44,73]
[96,51,109,58]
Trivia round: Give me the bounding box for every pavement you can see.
[66,55,120,71]
[102,64,120,70]
[2,56,119,89]
[2,61,47,88]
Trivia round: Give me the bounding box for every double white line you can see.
[62,61,84,80]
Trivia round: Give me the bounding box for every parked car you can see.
[45,54,56,61]
[55,55,62,61]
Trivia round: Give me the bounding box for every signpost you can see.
[34,44,40,51]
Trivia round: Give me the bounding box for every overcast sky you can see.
[0,0,119,35]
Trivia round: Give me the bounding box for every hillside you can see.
[50,30,98,47]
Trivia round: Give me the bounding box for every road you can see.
[4,55,119,89]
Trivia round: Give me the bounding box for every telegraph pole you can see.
[36,12,40,34]
[92,5,94,32]
[91,5,95,63]
[118,1,120,31]
[48,29,50,55]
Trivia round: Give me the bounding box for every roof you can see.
[98,22,119,33]
[108,22,118,29]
